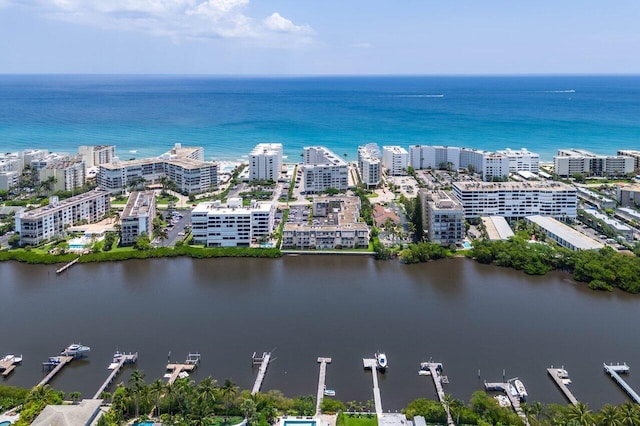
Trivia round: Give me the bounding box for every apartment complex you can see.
[554,149,634,177]
[191,198,274,247]
[616,184,640,208]
[409,145,514,180]
[357,144,382,189]
[0,171,19,191]
[617,150,640,172]
[39,159,86,192]
[409,145,460,171]
[97,144,217,195]
[249,143,283,181]
[382,146,409,176]
[15,189,111,245]
[420,190,465,246]
[495,148,540,173]
[282,196,369,249]
[78,145,116,168]
[452,181,577,219]
[526,215,604,251]
[120,191,156,246]
[302,146,349,193]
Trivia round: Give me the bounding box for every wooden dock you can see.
[604,363,640,403]
[0,357,21,377]
[484,381,530,426]
[37,356,74,387]
[166,352,200,385]
[93,352,138,399]
[547,368,578,406]
[56,257,80,274]
[315,357,332,415]
[251,352,271,395]
[420,362,454,426]
[363,358,383,417]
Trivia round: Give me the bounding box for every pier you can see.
[547,367,578,406]
[604,363,640,403]
[363,358,383,417]
[0,357,21,377]
[37,356,74,387]
[315,357,332,415]
[56,257,80,274]
[251,352,272,395]
[93,352,138,399]
[165,352,200,385]
[484,381,530,426]
[420,362,454,426]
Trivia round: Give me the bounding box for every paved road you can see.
[155,211,192,247]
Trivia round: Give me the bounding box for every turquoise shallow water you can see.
[0,75,638,162]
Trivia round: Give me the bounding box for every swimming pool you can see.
[283,420,316,426]
[462,241,473,249]
[1,421,13,426]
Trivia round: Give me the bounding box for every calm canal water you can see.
[2,256,639,409]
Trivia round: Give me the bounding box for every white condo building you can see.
[420,190,465,246]
[496,148,540,173]
[78,145,116,168]
[382,146,409,176]
[618,150,640,172]
[302,146,349,193]
[409,145,460,171]
[191,198,274,247]
[459,148,509,181]
[120,191,156,246]
[15,189,111,245]
[249,143,283,181]
[554,149,634,177]
[357,144,382,189]
[452,181,577,219]
[39,159,86,192]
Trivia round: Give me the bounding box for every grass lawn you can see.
[337,413,378,426]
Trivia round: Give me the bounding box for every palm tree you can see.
[566,402,594,426]
[153,226,169,246]
[618,402,640,426]
[149,379,165,417]
[441,394,453,423]
[69,391,82,404]
[128,370,146,419]
[99,391,112,404]
[221,378,239,420]
[597,404,620,426]
[240,398,257,423]
[529,401,546,426]
[196,376,217,416]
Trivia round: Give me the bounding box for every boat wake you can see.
[540,90,576,93]
[392,94,444,98]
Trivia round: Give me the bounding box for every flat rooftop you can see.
[122,191,155,218]
[20,190,110,219]
[482,216,515,241]
[526,215,604,250]
[453,181,574,191]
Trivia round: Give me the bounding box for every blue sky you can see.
[1,0,639,74]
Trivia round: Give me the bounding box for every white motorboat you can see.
[494,395,510,407]
[1,354,22,364]
[324,388,336,397]
[375,352,388,369]
[61,343,91,358]
[514,379,528,399]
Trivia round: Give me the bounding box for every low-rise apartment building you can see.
[15,189,110,245]
[617,150,640,172]
[452,181,577,220]
[120,191,156,246]
[282,196,369,249]
[554,149,634,177]
[526,215,604,251]
[616,184,640,208]
[191,198,274,247]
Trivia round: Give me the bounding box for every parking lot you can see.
[156,210,192,246]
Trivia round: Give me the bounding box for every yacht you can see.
[514,379,528,399]
[375,352,388,370]
[61,343,91,358]
[324,387,336,397]
[1,354,22,364]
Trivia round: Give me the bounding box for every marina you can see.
[484,380,530,426]
[363,357,383,417]
[547,367,578,406]
[165,352,200,385]
[92,351,138,399]
[315,357,332,415]
[251,352,272,395]
[419,362,454,426]
[0,355,22,377]
[603,363,640,404]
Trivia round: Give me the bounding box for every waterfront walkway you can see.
[37,356,74,387]
[93,352,138,399]
[251,352,271,395]
[0,358,20,377]
[484,381,530,426]
[420,362,454,426]
[604,363,640,403]
[363,358,383,418]
[166,353,200,385]
[547,368,578,406]
[315,357,332,415]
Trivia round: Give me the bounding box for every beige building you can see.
[78,145,116,168]
[120,191,156,246]
[420,190,465,246]
[282,196,369,249]
[39,159,86,192]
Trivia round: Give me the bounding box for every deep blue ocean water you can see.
[0,75,638,162]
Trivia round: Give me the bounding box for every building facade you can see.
[0,171,19,191]
[78,145,116,168]
[39,159,86,192]
[420,190,465,246]
[15,189,111,245]
[382,146,409,176]
[249,143,283,181]
[617,184,640,208]
[452,181,577,219]
[357,144,382,189]
[554,149,634,177]
[191,198,274,247]
[617,150,640,172]
[409,145,461,170]
[495,148,540,173]
[120,191,156,246]
[302,146,348,193]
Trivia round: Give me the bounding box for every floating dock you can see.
[0,356,22,377]
[93,352,138,399]
[604,363,640,403]
[315,357,332,415]
[56,257,80,274]
[420,362,454,426]
[363,358,383,417]
[37,356,74,387]
[165,352,200,385]
[547,367,578,406]
[251,352,272,395]
[484,381,530,426]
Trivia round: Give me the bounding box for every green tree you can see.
[134,232,152,250]
[617,402,640,426]
[128,370,146,419]
[565,402,593,426]
[221,378,239,420]
[69,391,82,404]
[597,404,620,426]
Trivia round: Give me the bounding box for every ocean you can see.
[0,75,639,162]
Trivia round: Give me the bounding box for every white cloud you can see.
[16,0,314,44]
